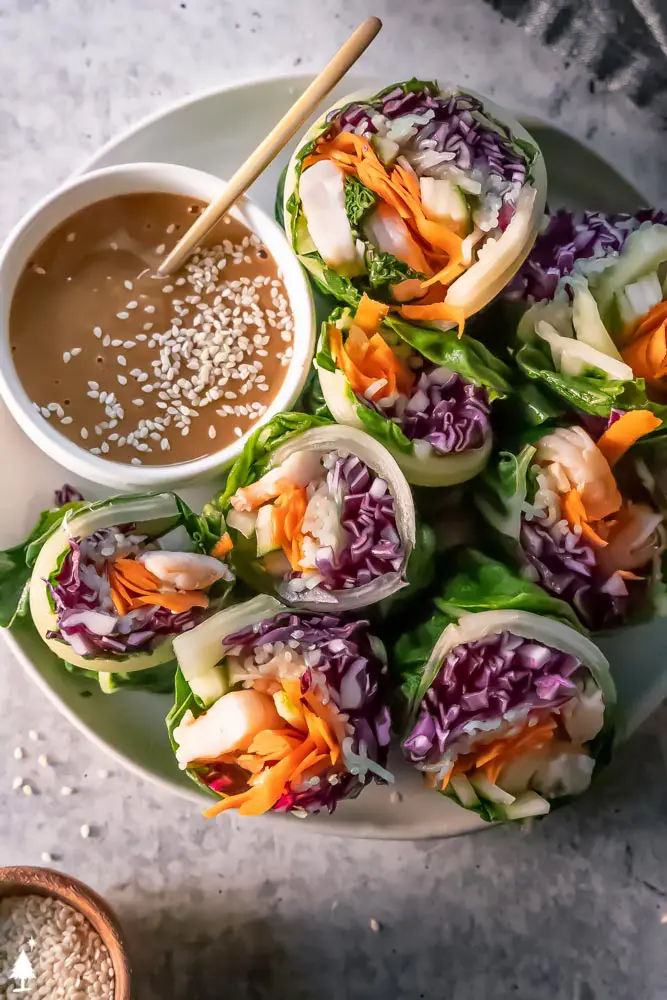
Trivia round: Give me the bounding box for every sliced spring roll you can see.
[506,209,667,419]
[315,298,514,486]
[477,414,665,630]
[20,492,234,688]
[167,595,393,817]
[283,79,546,327]
[206,413,416,610]
[396,553,616,821]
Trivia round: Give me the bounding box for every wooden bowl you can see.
[0,866,131,998]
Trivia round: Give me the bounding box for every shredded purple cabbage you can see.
[520,516,636,630]
[207,612,391,814]
[54,484,84,506]
[507,208,667,302]
[47,532,202,658]
[326,83,528,189]
[364,366,491,456]
[404,631,580,766]
[314,454,404,590]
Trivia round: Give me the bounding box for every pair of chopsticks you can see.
[159,16,382,277]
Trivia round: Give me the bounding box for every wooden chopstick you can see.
[158,16,382,276]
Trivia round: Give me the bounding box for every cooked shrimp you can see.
[173,689,282,766]
[138,551,227,591]
[230,450,324,512]
[595,502,664,577]
[534,426,621,521]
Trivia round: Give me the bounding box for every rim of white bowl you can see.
[0,161,315,490]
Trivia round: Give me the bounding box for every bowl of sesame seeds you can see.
[0,866,130,999]
[0,161,315,490]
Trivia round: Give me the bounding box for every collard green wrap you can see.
[395,553,616,822]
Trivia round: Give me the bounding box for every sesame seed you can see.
[60,416,73,425]
[116,311,129,320]
[110,241,118,250]
[370,919,381,933]
[117,374,127,385]
[208,425,216,439]
[124,279,133,290]
[166,223,176,234]
[38,754,49,768]
[80,428,89,439]
[162,284,174,294]
[161,439,170,451]
[132,398,144,406]
[22,784,33,797]
[126,300,138,309]
[93,325,102,338]
[33,265,46,275]
[117,355,126,366]
[60,786,73,796]
[66,232,76,242]
[13,747,24,760]
[102,334,111,347]
[12,777,23,791]
[111,339,122,347]
[71,347,82,357]
[131,457,142,466]
[63,351,71,363]
[234,427,243,437]
[144,304,156,314]
[123,340,135,349]
[143,322,154,331]
[40,851,53,863]
[97,769,110,779]
[80,824,91,839]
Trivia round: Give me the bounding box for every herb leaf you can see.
[344,176,376,228]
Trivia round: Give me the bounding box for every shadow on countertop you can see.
[118,709,667,1000]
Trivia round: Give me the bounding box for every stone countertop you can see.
[1,2,667,998]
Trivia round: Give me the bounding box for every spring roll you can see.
[507,209,667,420]
[206,413,416,610]
[477,414,665,630]
[168,595,393,818]
[283,79,546,325]
[18,492,234,687]
[396,553,616,821]
[316,298,514,485]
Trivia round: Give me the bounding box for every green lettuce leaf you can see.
[366,249,424,292]
[350,382,414,454]
[516,339,652,417]
[475,445,535,548]
[436,550,583,629]
[299,251,361,308]
[344,176,376,227]
[384,315,513,399]
[166,666,217,796]
[64,659,176,695]
[376,78,438,98]
[0,501,85,628]
[206,412,333,517]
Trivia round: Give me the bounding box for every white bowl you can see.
[0,162,315,491]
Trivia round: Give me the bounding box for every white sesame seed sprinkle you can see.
[124,279,133,290]
[71,347,82,357]
[116,311,129,320]
[13,747,24,760]
[66,232,76,242]
[63,351,71,363]
[60,785,73,796]
[93,325,103,338]
[12,776,23,791]
[22,783,33,797]
[80,823,91,839]
[40,851,53,863]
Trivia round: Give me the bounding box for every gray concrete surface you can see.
[1,1,667,998]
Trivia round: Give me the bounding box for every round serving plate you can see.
[0,74,659,839]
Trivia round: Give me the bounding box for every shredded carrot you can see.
[355,293,390,335]
[134,591,209,613]
[301,131,465,313]
[211,532,233,558]
[562,490,609,548]
[621,302,667,393]
[247,728,304,759]
[596,410,661,466]
[289,749,330,786]
[329,321,414,401]
[398,301,466,335]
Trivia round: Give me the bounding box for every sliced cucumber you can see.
[504,790,551,820]
[419,177,470,237]
[256,505,279,557]
[468,772,516,806]
[449,772,481,808]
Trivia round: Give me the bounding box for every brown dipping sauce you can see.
[10,193,294,466]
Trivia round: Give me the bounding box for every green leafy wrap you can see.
[204,411,418,611]
[314,304,513,486]
[281,78,546,323]
[1,491,234,694]
[395,553,616,822]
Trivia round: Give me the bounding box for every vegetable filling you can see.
[173,612,392,817]
[47,526,232,658]
[228,448,405,594]
[404,631,604,811]
[521,420,664,629]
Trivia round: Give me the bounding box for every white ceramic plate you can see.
[1,74,659,840]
